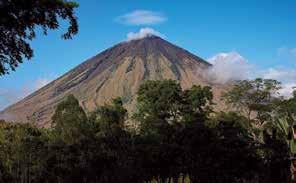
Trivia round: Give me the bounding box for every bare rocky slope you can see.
[0,36,228,127]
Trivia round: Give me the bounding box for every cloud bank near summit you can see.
[206,52,251,84]
[206,52,296,97]
[126,27,165,41]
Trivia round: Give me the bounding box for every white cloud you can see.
[262,68,296,83]
[261,68,296,97]
[116,10,167,25]
[291,48,296,58]
[278,83,296,98]
[277,47,296,60]
[0,77,54,111]
[126,27,165,41]
[205,52,251,84]
[277,47,287,56]
[206,52,296,97]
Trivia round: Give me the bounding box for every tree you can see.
[52,94,89,144]
[133,80,217,183]
[0,123,49,183]
[134,80,183,136]
[181,85,213,125]
[208,111,251,131]
[89,98,139,183]
[223,78,281,122]
[89,97,127,136]
[133,80,183,182]
[0,0,79,75]
[276,90,296,120]
[0,79,292,182]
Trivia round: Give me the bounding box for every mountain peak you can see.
[0,36,219,127]
[138,33,160,39]
[126,28,164,41]
[125,34,161,43]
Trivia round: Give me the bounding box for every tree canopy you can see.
[222,78,282,122]
[0,79,293,183]
[52,94,88,144]
[0,0,79,75]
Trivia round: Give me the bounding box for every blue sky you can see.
[1,0,296,110]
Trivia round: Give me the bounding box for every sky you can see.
[1,0,296,110]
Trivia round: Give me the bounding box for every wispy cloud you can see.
[278,83,296,98]
[116,10,167,25]
[291,48,296,58]
[261,67,296,97]
[261,67,296,83]
[277,47,296,60]
[0,77,53,111]
[206,52,296,97]
[126,27,165,41]
[34,78,51,90]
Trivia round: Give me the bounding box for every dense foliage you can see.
[0,79,294,183]
[0,0,79,75]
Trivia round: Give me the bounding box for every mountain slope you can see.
[0,36,227,127]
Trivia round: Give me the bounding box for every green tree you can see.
[208,111,251,131]
[276,89,296,120]
[89,98,139,183]
[223,78,281,122]
[52,94,89,144]
[89,97,127,136]
[133,80,216,183]
[134,80,183,136]
[0,79,291,183]
[0,0,79,75]
[0,123,49,183]
[182,85,213,124]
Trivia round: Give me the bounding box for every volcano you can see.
[0,35,227,127]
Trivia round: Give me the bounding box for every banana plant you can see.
[268,115,296,182]
[272,116,296,155]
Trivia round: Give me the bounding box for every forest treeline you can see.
[0,79,295,183]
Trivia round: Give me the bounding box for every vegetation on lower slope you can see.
[0,79,295,183]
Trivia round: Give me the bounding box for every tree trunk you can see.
[182,174,185,183]
[173,175,179,183]
[291,160,296,183]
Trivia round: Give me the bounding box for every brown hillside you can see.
[0,36,228,127]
